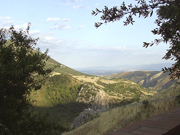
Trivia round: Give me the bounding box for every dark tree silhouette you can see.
[0,24,66,134]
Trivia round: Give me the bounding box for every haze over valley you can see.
[28,56,179,133]
[75,62,174,75]
[1,0,180,135]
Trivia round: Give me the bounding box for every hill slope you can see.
[29,57,155,128]
[45,56,84,76]
[106,71,177,91]
[73,75,154,107]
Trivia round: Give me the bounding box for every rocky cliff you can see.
[70,108,98,130]
[76,83,109,110]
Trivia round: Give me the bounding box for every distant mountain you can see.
[75,63,173,75]
[106,71,178,91]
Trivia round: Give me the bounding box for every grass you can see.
[32,102,89,128]
[28,74,91,128]
[96,78,153,102]
[107,71,177,91]
[63,84,180,135]
[45,57,85,76]
[29,66,180,133]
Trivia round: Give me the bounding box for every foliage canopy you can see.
[92,0,180,79]
[0,25,66,134]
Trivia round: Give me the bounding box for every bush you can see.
[142,100,150,109]
[0,111,67,135]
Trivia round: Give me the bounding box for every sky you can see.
[0,0,173,70]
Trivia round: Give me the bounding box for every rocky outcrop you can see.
[70,108,98,130]
[76,83,110,110]
[70,83,111,130]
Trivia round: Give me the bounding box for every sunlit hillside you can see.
[29,57,155,129]
[106,71,178,91]
[63,84,180,135]
[46,57,85,76]
[28,55,179,132]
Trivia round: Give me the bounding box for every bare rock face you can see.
[92,89,109,110]
[76,83,110,110]
[70,108,97,130]
[70,83,111,130]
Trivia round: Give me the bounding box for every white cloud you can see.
[14,23,28,30]
[78,25,86,29]
[49,18,71,30]
[0,16,12,20]
[38,34,79,50]
[0,16,14,27]
[73,5,83,9]
[62,0,82,3]
[29,30,40,36]
[61,18,70,22]
[39,35,62,46]
[46,17,60,22]
[62,0,75,4]
[85,46,130,52]
[50,23,71,30]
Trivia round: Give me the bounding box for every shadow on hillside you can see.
[32,102,89,128]
[31,98,140,129]
[109,98,139,108]
[161,80,178,90]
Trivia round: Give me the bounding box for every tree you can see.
[0,24,65,134]
[92,0,180,79]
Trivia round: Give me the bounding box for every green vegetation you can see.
[107,71,178,91]
[46,57,84,76]
[30,74,82,106]
[1,15,180,134]
[29,74,92,128]
[107,71,159,83]
[0,25,66,134]
[64,85,180,135]
[77,83,99,101]
[96,79,150,102]
[45,74,81,105]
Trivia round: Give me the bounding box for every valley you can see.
[3,1,180,134]
[106,71,178,91]
[28,56,180,134]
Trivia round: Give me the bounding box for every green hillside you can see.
[63,84,180,135]
[29,56,176,130]
[29,69,154,128]
[96,78,154,104]
[32,49,84,76]
[29,74,88,128]
[107,71,178,91]
[46,57,84,76]
[108,71,159,82]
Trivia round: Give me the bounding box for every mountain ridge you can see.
[106,71,178,91]
[75,63,173,75]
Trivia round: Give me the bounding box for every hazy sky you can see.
[1,0,173,69]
